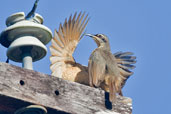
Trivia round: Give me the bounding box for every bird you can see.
[86,34,136,102]
[50,12,90,85]
[49,12,136,102]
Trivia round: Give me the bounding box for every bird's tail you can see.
[50,12,89,77]
[114,52,136,88]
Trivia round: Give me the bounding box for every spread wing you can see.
[114,51,136,87]
[88,50,106,87]
[50,12,89,77]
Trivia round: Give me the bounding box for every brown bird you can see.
[86,34,136,102]
[50,12,90,85]
[50,12,136,102]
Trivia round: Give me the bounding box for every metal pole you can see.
[25,0,40,19]
[22,52,33,70]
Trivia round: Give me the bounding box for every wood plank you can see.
[0,62,132,114]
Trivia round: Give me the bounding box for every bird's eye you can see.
[98,35,102,38]
[96,34,102,38]
[102,38,106,42]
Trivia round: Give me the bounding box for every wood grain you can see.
[0,62,132,114]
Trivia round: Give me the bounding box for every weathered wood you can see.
[0,62,132,114]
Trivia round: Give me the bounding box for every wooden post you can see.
[0,62,132,114]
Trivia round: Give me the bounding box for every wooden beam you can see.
[0,62,132,114]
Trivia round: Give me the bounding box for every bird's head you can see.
[86,34,110,50]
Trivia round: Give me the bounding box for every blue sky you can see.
[0,0,171,113]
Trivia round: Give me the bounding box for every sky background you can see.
[0,0,171,114]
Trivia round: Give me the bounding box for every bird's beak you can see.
[85,34,100,47]
[85,34,97,40]
[85,34,94,37]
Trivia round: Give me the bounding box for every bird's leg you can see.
[115,77,123,96]
[109,77,116,102]
[89,75,93,87]
[118,89,123,96]
[6,58,9,63]
[88,65,93,87]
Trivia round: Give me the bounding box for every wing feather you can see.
[88,50,106,87]
[50,40,63,53]
[58,24,66,45]
[50,12,89,77]
[50,56,65,64]
[53,29,64,48]
[80,14,89,34]
[50,47,62,56]
[114,51,136,88]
